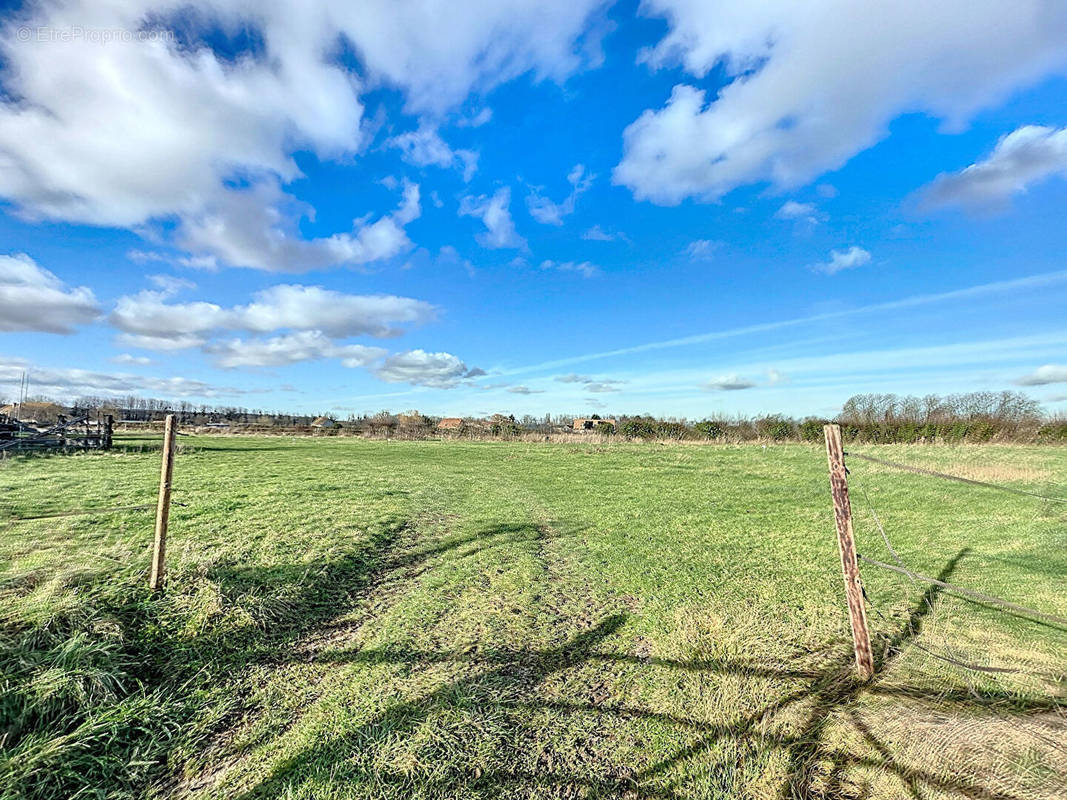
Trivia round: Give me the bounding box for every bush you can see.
[655,421,690,440]
[695,420,725,439]
[756,415,795,441]
[799,418,827,442]
[621,419,657,439]
[1038,420,1067,441]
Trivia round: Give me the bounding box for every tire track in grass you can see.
[501,481,646,796]
[177,510,473,798]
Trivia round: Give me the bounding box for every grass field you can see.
[1,436,1065,799]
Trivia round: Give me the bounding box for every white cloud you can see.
[581,225,626,242]
[684,239,720,261]
[178,179,421,272]
[555,373,593,383]
[235,285,434,338]
[584,381,622,393]
[457,108,493,128]
[459,188,527,249]
[205,331,387,369]
[812,246,871,276]
[0,0,605,257]
[0,358,243,401]
[387,125,478,181]
[554,373,624,392]
[766,368,789,385]
[373,349,482,388]
[506,385,543,394]
[923,125,1067,211]
[1015,364,1067,386]
[111,284,436,347]
[111,353,154,366]
[775,201,821,223]
[615,1,1067,204]
[0,253,100,333]
[116,333,213,352]
[148,274,197,294]
[704,374,756,391]
[539,260,600,278]
[526,164,594,225]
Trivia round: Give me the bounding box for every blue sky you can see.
[1,0,1066,418]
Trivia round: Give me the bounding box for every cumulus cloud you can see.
[506,385,544,394]
[0,0,605,257]
[459,188,527,249]
[205,331,387,369]
[0,254,100,333]
[1015,364,1067,386]
[923,125,1067,211]
[111,284,435,345]
[0,358,243,401]
[539,260,600,278]
[812,246,871,276]
[775,201,822,224]
[526,164,594,225]
[704,375,756,391]
[584,381,622,393]
[387,125,478,181]
[373,349,483,388]
[178,179,421,271]
[615,1,1067,204]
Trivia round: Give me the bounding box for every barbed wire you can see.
[844,451,1066,504]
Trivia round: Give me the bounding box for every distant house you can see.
[573,418,617,432]
[437,417,463,431]
[311,416,337,428]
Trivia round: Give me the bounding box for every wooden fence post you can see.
[824,424,875,679]
[150,414,177,591]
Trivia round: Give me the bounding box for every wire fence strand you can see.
[844,451,1067,504]
[857,553,1067,630]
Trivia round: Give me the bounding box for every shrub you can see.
[1038,420,1067,441]
[756,415,795,441]
[621,419,657,439]
[655,421,690,440]
[695,420,725,439]
[799,418,827,442]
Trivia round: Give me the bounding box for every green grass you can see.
[1,437,1065,799]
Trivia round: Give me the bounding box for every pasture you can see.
[1,437,1065,799]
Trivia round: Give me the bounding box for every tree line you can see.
[3,390,1064,443]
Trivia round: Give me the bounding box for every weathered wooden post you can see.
[104,415,114,450]
[150,414,177,591]
[824,424,875,679]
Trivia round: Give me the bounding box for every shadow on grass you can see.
[225,547,1063,800]
[1,518,574,799]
